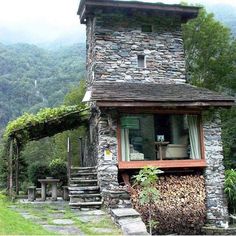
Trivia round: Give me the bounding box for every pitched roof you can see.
[90,82,235,107]
[78,0,200,24]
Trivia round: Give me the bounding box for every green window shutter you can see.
[121,117,140,129]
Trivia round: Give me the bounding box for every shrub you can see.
[49,159,67,185]
[224,169,236,215]
[133,166,163,235]
[28,162,50,187]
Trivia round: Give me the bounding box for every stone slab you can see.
[118,217,142,226]
[48,213,65,219]
[20,212,40,220]
[43,225,84,235]
[121,221,149,235]
[52,219,74,225]
[111,208,140,218]
[77,215,102,223]
[72,209,106,216]
[91,227,115,233]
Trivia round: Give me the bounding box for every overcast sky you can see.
[0,0,235,44]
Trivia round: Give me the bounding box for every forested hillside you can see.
[206,3,236,36]
[0,43,86,134]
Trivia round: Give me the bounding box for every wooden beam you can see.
[118,159,207,169]
[67,137,72,185]
[15,142,19,195]
[9,139,13,196]
[96,101,235,108]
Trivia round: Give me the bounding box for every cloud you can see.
[0,0,85,44]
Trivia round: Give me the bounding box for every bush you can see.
[49,159,67,185]
[28,163,50,187]
[224,169,236,214]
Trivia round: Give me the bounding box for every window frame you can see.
[137,55,146,68]
[117,109,206,169]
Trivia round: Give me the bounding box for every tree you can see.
[183,8,236,169]
[183,8,236,91]
[134,167,163,235]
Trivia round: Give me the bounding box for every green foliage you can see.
[134,166,162,187]
[224,169,236,214]
[134,167,163,235]
[183,8,236,91]
[28,163,50,187]
[64,79,86,106]
[49,159,67,185]
[4,104,87,142]
[0,43,85,135]
[183,8,236,169]
[221,108,236,169]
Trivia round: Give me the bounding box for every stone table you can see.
[38,178,60,201]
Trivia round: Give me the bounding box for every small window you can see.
[137,55,145,68]
[142,25,152,32]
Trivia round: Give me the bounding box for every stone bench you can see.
[28,186,36,201]
[62,186,69,201]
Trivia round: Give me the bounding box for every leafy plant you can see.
[224,169,236,216]
[134,166,163,235]
[28,162,50,187]
[49,159,67,185]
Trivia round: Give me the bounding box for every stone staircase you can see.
[68,166,102,209]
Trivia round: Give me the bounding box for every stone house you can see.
[77,0,235,227]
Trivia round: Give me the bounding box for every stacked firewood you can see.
[130,173,206,235]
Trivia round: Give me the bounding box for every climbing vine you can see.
[4,104,88,144]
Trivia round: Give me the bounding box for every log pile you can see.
[130,173,206,235]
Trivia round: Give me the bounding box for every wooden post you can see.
[15,142,19,195]
[78,137,83,167]
[9,139,13,196]
[67,137,72,185]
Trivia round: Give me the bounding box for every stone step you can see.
[110,208,140,220]
[71,166,96,170]
[69,201,103,207]
[69,183,98,188]
[69,191,100,195]
[69,193,101,198]
[70,196,102,203]
[119,218,149,235]
[68,186,100,191]
[71,172,97,177]
[111,208,149,235]
[70,179,98,183]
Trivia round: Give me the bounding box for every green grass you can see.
[0,195,53,235]
[0,195,122,236]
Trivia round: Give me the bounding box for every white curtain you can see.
[121,129,130,161]
[187,115,201,160]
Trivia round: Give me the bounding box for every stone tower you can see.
[78,0,232,229]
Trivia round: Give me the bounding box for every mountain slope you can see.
[0,43,86,133]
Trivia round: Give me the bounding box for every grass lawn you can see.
[0,195,53,235]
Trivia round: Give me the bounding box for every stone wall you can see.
[86,12,186,86]
[95,108,119,193]
[203,112,229,226]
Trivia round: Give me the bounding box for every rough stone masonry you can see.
[84,8,229,227]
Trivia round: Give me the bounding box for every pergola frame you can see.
[4,107,89,196]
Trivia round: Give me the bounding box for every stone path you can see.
[11,199,122,235]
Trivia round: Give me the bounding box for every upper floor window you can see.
[137,55,146,68]
[141,24,153,32]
